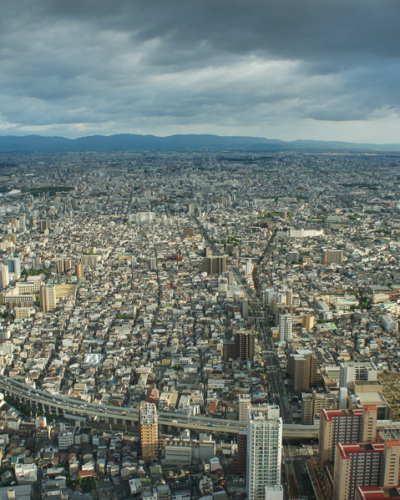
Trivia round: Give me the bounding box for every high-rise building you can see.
[278,313,292,342]
[39,220,51,232]
[246,405,283,500]
[183,227,195,237]
[242,298,249,319]
[8,257,21,276]
[222,271,234,285]
[0,265,9,289]
[75,262,84,279]
[229,430,247,476]
[148,258,157,271]
[302,313,315,330]
[225,243,234,255]
[301,390,337,425]
[264,288,276,305]
[356,486,400,500]
[223,331,255,361]
[333,439,400,500]
[40,285,57,312]
[139,402,159,463]
[246,259,253,276]
[318,406,378,468]
[340,362,378,389]
[64,259,73,272]
[201,256,227,275]
[288,350,322,393]
[235,331,255,361]
[56,260,65,273]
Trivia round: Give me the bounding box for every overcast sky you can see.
[1,0,400,142]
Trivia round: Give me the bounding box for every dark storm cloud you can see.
[0,0,400,139]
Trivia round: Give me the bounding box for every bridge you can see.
[0,376,319,438]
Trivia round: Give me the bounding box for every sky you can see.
[1,0,400,143]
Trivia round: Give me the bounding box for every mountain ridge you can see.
[0,133,399,152]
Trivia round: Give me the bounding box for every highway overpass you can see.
[0,375,319,438]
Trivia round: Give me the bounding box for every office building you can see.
[201,256,227,275]
[148,258,157,271]
[139,402,159,463]
[247,405,283,500]
[318,406,378,468]
[40,285,57,312]
[183,227,194,237]
[8,257,21,276]
[278,313,292,342]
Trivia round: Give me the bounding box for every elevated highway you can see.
[0,375,319,438]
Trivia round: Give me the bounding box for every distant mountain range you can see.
[0,133,400,152]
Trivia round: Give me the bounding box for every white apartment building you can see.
[247,405,283,500]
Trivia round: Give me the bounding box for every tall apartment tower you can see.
[247,405,283,500]
[302,313,315,330]
[75,262,84,279]
[39,220,51,232]
[235,331,255,361]
[40,285,57,312]
[0,265,10,289]
[301,390,337,425]
[279,313,292,342]
[139,402,159,463]
[288,350,321,393]
[56,260,65,273]
[201,256,227,275]
[333,439,400,500]
[148,258,157,271]
[318,405,378,468]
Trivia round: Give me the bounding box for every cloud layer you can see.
[1,0,400,142]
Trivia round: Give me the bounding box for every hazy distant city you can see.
[0,148,399,500]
